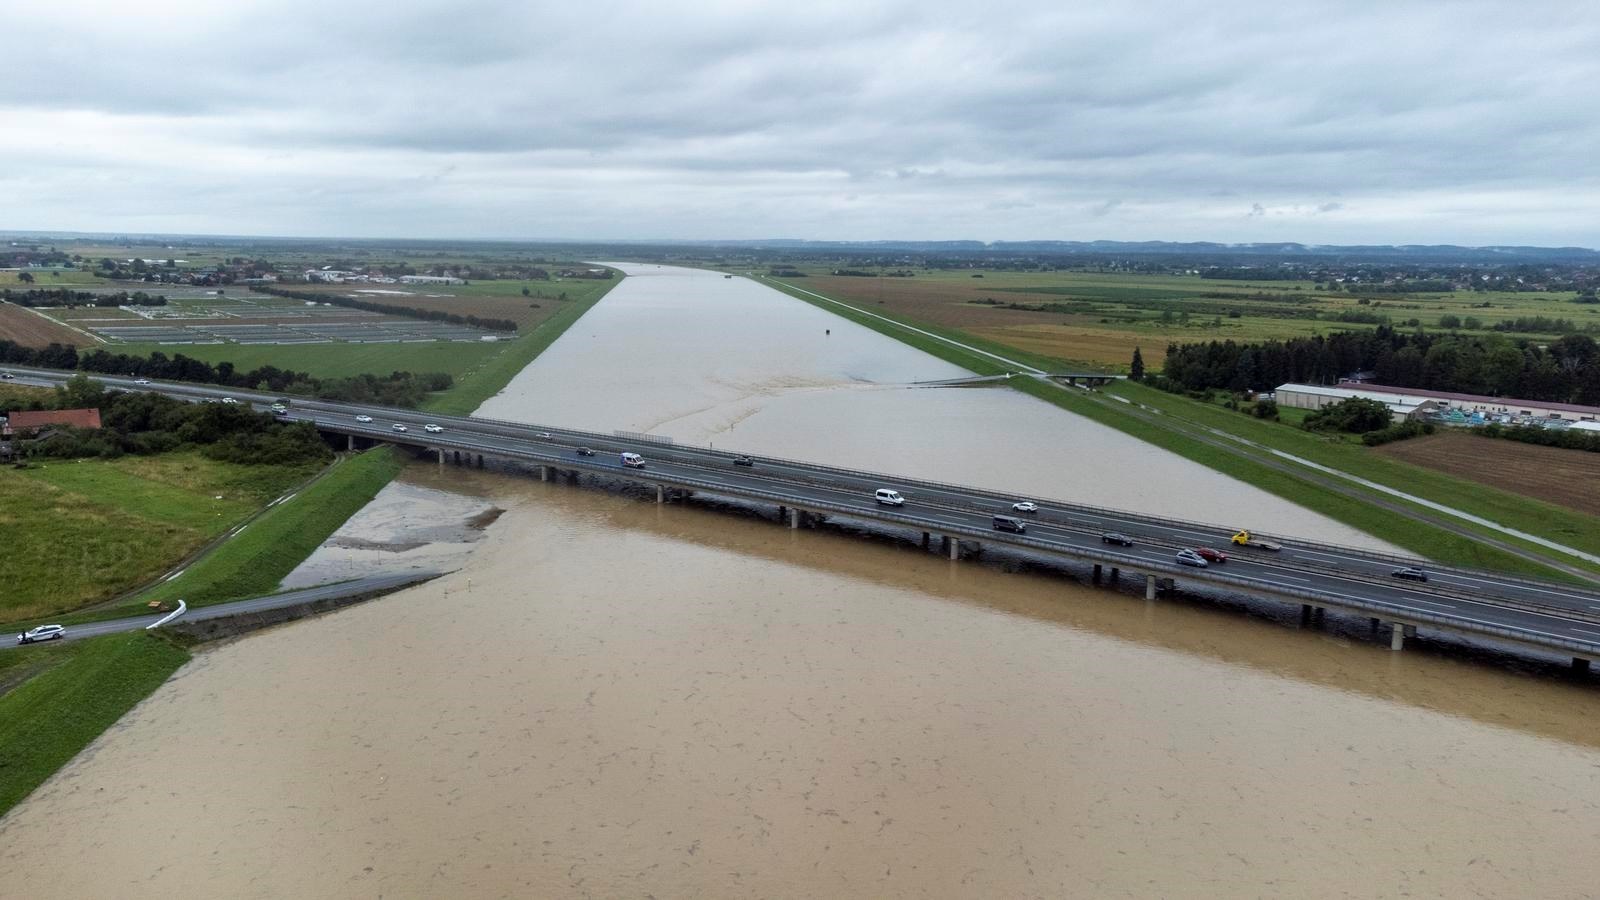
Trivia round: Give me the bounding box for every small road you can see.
[5,572,440,650]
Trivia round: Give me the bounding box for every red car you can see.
[1193,547,1229,564]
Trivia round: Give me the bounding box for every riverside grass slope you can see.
[764,277,1598,581]
[0,269,621,817]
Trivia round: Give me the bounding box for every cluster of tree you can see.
[1360,421,1435,446]
[767,268,806,277]
[1488,316,1581,333]
[0,341,452,408]
[1157,328,1600,404]
[830,269,878,277]
[250,286,517,332]
[2,288,167,307]
[1302,397,1395,433]
[10,375,332,465]
[1343,280,1457,294]
[1476,422,1600,454]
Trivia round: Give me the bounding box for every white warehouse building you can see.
[1274,382,1600,424]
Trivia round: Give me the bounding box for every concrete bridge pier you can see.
[921,532,930,549]
[788,508,801,529]
[1390,623,1406,651]
[940,536,958,560]
[1575,658,1592,673]
[347,434,356,451]
[437,447,444,470]
[453,450,462,466]
[476,454,483,469]
[656,485,665,504]
[1109,567,1120,581]
[1092,563,1102,583]
[539,465,549,482]
[1145,575,1157,600]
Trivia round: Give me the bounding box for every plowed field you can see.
[0,303,90,347]
[1376,431,1600,517]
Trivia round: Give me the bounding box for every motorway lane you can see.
[279,409,1600,648]
[4,572,441,651]
[12,367,1600,651]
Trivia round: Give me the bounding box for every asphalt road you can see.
[6,572,438,650]
[9,366,1600,659]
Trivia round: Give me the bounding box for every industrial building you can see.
[1274,382,1600,425]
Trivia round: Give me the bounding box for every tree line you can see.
[2,288,168,307]
[1155,327,1600,405]
[251,286,517,332]
[0,341,452,408]
[7,375,332,465]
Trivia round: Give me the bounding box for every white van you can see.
[874,488,905,506]
[621,452,646,468]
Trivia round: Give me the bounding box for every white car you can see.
[874,488,905,506]
[424,424,443,433]
[134,378,151,385]
[1175,548,1209,568]
[17,624,65,645]
[1012,501,1039,514]
[355,414,374,423]
[221,397,237,405]
[392,423,409,433]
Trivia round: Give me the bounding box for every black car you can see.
[576,447,596,457]
[1101,532,1134,546]
[1391,567,1429,583]
[732,455,755,467]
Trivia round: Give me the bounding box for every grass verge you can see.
[769,278,1590,579]
[421,271,621,416]
[0,632,190,818]
[123,447,405,613]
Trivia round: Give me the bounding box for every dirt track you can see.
[0,303,89,347]
[1376,431,1600,517]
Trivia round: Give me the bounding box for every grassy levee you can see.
[1103,381,1600,562]
[0,633,190,818]
[421,271,621,416]
[767,278,1582,579]
[124,447,405,613]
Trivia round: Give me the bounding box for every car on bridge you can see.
[1011,501,1039,514]
[0,372,12,379]
[733,455,755,467]
[134,377,149,384]
[874,488,905,506]
[576,447,596,457]
[1101,532,1134,546]
[355,414,374,423]
[392,423,408,433]
[1391,567,1430,583]
[1193,547,1228,564]
[221,397,238,405]
[424,424,444,433]
[621,452,646,468]
[17,624,65,645]
[1175,548,1209,568]
[991,515,1027,534]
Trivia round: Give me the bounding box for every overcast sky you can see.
[4,0,1598,246]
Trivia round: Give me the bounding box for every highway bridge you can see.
[9,366,1600,672]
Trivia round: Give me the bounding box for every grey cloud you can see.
[2,0,1598,245]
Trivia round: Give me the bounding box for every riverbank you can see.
[765,276,1598,578]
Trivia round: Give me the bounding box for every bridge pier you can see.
[539,465,549,482]
[789,507,800,529]
[1092,563,1101,583]
[1109,567,1120,581]
[437,447,444,470]
[476,454,483,469]
[1145,575,1156,601]
[921,531,930,549]
[656,484,665,504]
[944,536,959,560]
[1575,658,1592,673]
[1390,624,1405,651]
[453,450,462,466]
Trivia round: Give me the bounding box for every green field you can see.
[787,267,1600,371]
[0,453,317,623]
[108,339,510,381]
[768,277,1600,579]
[0,632,191,818]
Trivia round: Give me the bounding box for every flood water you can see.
[4,264,1599,897]
[479,264,1394,549]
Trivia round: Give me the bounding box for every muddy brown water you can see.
[2,484,1598,898]
[4,264,1597,897]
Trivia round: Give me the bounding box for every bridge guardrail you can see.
[362,425,1600,654]
[36,368,1600,604]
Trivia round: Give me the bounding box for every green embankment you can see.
[422,274,620,415]
[128,447,404,612]
[766,278,1591,578]
[0,633,191,817]
[0,453,316,622]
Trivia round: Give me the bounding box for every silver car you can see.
[18,624,66,644]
